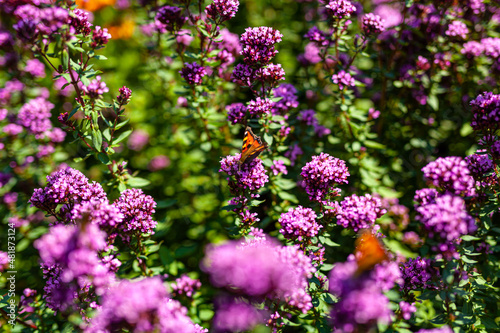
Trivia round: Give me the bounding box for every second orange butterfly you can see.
[354,230,388,275]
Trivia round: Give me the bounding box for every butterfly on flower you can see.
[354,230,388,275]
[238,126,268,169]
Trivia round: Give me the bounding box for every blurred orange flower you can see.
[75,0,116,12]
[106,19,135,39]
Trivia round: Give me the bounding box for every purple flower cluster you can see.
[482,37,500,59]
[377,196,409,231]
[415,194,476,245]
[114,188,158,236]
[371,260,403,292]
[240,27,283,66]
[17,97,54,138]
[202,237,314,312]
[117,86,132,105]
[127,129,149,150]
[247,97,273,116]
[490,140,500,160]
[34,223,114,311]
[219,153,269,193]
[279,206,321,241]
[206,0,239,23]
[226,103,247,124]
[69,9,92,35]
[171,275,201,298]
[4,124,23,136]
[14,18,38,42]
[325,0,356,19]
[271,159,287,175]
[180,62,207,85]
[362,13,386,35]
[271,83,299,115]
[328,258,394,332]
[304,26,329,46]
[213,299,265,332]
[445,20,468,39]
[217,28,242,56]
[256,63,285,82]
[71,199,124,232]
[465,152,495,182]
[148,155,170,171]
[461,41,484,58]
[86,277,206,333]
[416,56,431,71]
[300,153,349,201]
[332,70,355,90]
[401,231,423,247]
[13,6,69,39]
[299,43,322,65]
[413,188,438,206]
[283,142,301,162]
[24,59,46,78]
[82,76,109,99]
[237,209,260,225]
[421,156,475,197]
[155,6,186,32]
[469,91,500,131]
[335,194,386,232]
[298,109,331,137]
[399,301,417,320]
[231,63,255,86]
[400,257,439,291]
[91,26,112,49]
[39,7,69,35]
[30,167,106,213]
[0,251,9,271]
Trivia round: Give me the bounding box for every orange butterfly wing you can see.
[354,230,388,274]
[239,126,268,167]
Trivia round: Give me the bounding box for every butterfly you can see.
[238,126,268,169]
[354,230,388,275]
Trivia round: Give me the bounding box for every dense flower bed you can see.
[1,0,500,332]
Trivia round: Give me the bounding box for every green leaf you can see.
[92,129,102,151]
[249,199,265,207]
[97,152,110,165]
[263,132,273,146]
[221,204,240,211]
[364,140,386,149]
[481,316,500,329]
[113,129,133,144]
[320,263,334,271]
[102,128,111,141]
[118,182,127,192]
[68,106,80,119]
[93,55,108,60]
[275,178,296,190]
[428,95,439,111]
[200,142,212,152]
[61,49,69,70]
[115,118,130,130]
[61,73,72,85]
[80,75,90,86]
[127,177,151,187]
[278,191,298,203]
[461,256,478,264]
[461,235,480,241]
[157,199,177,208]
[319,236,340,247]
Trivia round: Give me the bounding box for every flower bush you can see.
[1,0,500,332]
